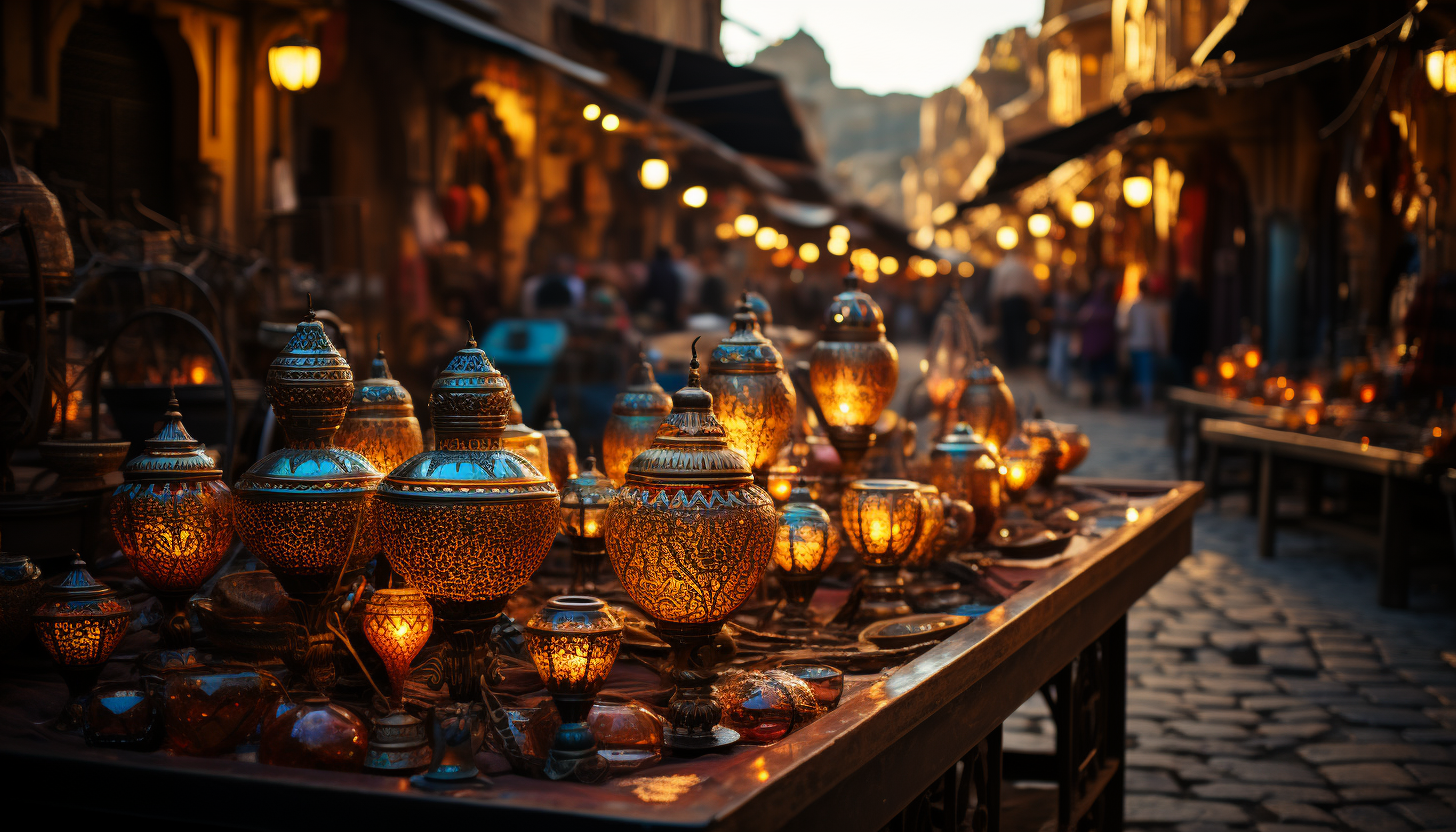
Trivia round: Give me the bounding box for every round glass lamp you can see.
[604,341,777,749]
[928,423,1002,544]
[33,556,131,730]
[539,401,579,491]
[955,360,1016,452]
[376,336,559,701]
[999,435,1043,513]
[110,396,232,646]
[809,273,899,480]
[703,296,797,475]
[559,456,617,593]
[603,351,671,485]
[772,482,839,627]
[361,587,434,710]
[841,479,924,621]
[524,596,623,778]
[336,340,423,477]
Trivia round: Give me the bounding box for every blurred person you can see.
[989,248,1039,368]
[521,253,583,316]
[1079,272,1118,406]
[1047,268,1080,395]
[642,245,683,330]
[1122,279,1168,411]
[1170,277,1208,385]
[697,246,730,318]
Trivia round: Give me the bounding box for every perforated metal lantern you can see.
[905,484,947,570]
[703,297,797,474]
[999,434,1043,505]
[841,479,923,621]
[808,273,899,479]
[336,342,423,476]
[772,482,839,622]
[539,401,579,491]
[604,344,776,748]
[33,556,131,729]
[524,595,623,774]
[954,360,1016,452]
[361,587,433,710]
[375,336,559,701]
[602,351,671,486]
[928,423,1002,544]
[1023,414,1064,488]
[559,455,616,593]
[111,397,233,645]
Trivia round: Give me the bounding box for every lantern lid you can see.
[612,351,672,416]
[266,302,355,446]
[561,456,616,508]
[965,359,1006,385]
[709,295,783,374]
[0,553,40,585]
[349,339,413,414]
[744,290,773,328]
[121,396,222,481]
[237,446,383,494]
[934,422,999,459]
[820,272,886,342]
[526,595,622,634]
[626,339,754,485]
[428,331,515,440]
[539,400,571,441]
[35,555,130,611]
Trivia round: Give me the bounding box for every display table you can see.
[1166,386,1281,480]
[0,477,1202,832]
[1199,417,1437,608]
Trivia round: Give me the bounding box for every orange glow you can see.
[1218,361,1237,381]
[1277,376,1287,388]
[1359,384,1376,404]
[1243,349,1261,369]
[1283,388,1295,401]
[1304,409,1319,426]
[1360,437,1370,451]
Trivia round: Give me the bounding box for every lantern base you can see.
[655,619,738,751]
[54,663,106,732]
[365,711,431,774]
[568,539,608,595]
[776,573,822,629]
[432,598,510,702]
[155,592,194,647]
[856,565,912,623]
[826,428,874,483]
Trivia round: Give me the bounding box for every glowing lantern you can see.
[799,242,820,263]
[995,227,1019,250]
[734,214,759,236]
[682,185,708,207]
[809,273,899,479]
[1123,176,1153,208]
[1027,213,1052,237]
[1070,201,1096,228]
[268,36,321,92]
[601,114,620,131]
[583,104,601,121]
[755,226,778,250]
[639,159,670,190]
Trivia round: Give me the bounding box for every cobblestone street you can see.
[997,371,1456,832]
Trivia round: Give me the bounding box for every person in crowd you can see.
[641,245,683,330]
[521,253,583,317]
[989,247,1039,368]
[1170,277,1208,385]
[1047,267,1080,396]
[1079,272,1118,406]
[1122,279,1168,411]
[697,246,730,318]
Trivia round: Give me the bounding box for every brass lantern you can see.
[559,455,616,593]
[772,482,839,626]
[361,587,434,710]
[999,434,1043,510]
[928,423,1002,544]
[604,341,777,749]
[111,397,233,645]
[1023,413,1065,488]
[0,553,43,657]
[539,401,579,491]
[841,479,923,621]
[924,282,978,437]
[703,296,796,475]
[336,340,423,476]
[743,290,773,327]
[1056,424,1091,474]
[375,336,559,702]
[524,595,623,778]
[602,351,671,485]
[234,309,383,604]
[503,421,552,485]
[955,360,1016,452]
[33,555,131,730]
[809,273,899,479]
[904,483,947,570]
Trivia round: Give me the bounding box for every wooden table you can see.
[1199,417,1434,608]
[1166,387,1281,481]
[0,477,1203,832]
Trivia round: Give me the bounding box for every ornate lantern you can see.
[1055,424,1090,474]
[1023,413,1065,488]
[703,296,797,476]
[999,434,1043,510]
[559,455,617,593]
[33,555,131,730]
[905,483,947,570]
[743,290,773,327]
[841,479,923,621]
[234,308,383,604]
[955,360,1016,452]
[523,595,623,778]
[0,552,42,656]
[336,340,423,476]
[602,351,671,485]
[809,273,899,480]
[924,282,978,437]
[375,336,559,701]
[361,587,434,710]
[604,341,777,749]
[502,422,552,485]
[772,482,839,626]
[111,397,233,645]
[539,401,579,490]
[928,424,1002,544]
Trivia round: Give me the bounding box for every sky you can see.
[721,0,1046,97]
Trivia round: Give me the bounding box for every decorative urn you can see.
[335,339,423,477]
[538,401,579,490]
[771,482,839,626]
[809,273,899,479]
[840,479,924,621]
[928,423,1002,544]
[602,351,671,486]
[33,556,132,730]
[375,336,559,701]
[0,552,43,656]
[954,360,1016,452]
[604,340,777,749]
[559,455,617,593]
[703,295,797,476]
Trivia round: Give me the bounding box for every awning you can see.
[389,0,608,85]
[567,15,814,164]
[1193,0,1419,66]
[960,88,1189,209]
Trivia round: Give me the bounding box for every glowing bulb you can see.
[827,237,848,256]
[879,255,899,275]
[715,222,736,240]
[755,226,778,250]
[583,103,602,121]
[775,233,789,250]
[1359,384,1376,404]
[601,114,620,131]
[585,519,599,535]
[838,402,850,414]
[995,226,1019,250]
[1070,201,1095,228]
[1218,360,1237,380]
[958,261,973,277]
[916,258,937,278]
[1125,507,1140,522]
[190,365,206,385]
[1123,176,1153,208]
[799,242,820,263]
[829,224,850,240]
[1243,348,1261,369]
[1027,213,1052,237]
[268,37,322,92]
[639,159,670,190]
[1428,51,1445,90]
[681,185,708,207]
[919,358,930,374]
[734,214,759,236]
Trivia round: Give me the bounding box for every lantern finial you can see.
[466,321,476,348]
[689,336,702,383]
[305,292,315,322]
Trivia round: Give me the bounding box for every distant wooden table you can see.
[1199,417,1433,608]
[1165,387,1280,481]
[0,478,1203,832]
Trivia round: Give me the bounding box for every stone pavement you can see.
[994,370,1456,832]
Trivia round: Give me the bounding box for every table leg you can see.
[1040,616,1126,832]
[1378,475,1411,609]
[1258,450,1276,559]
